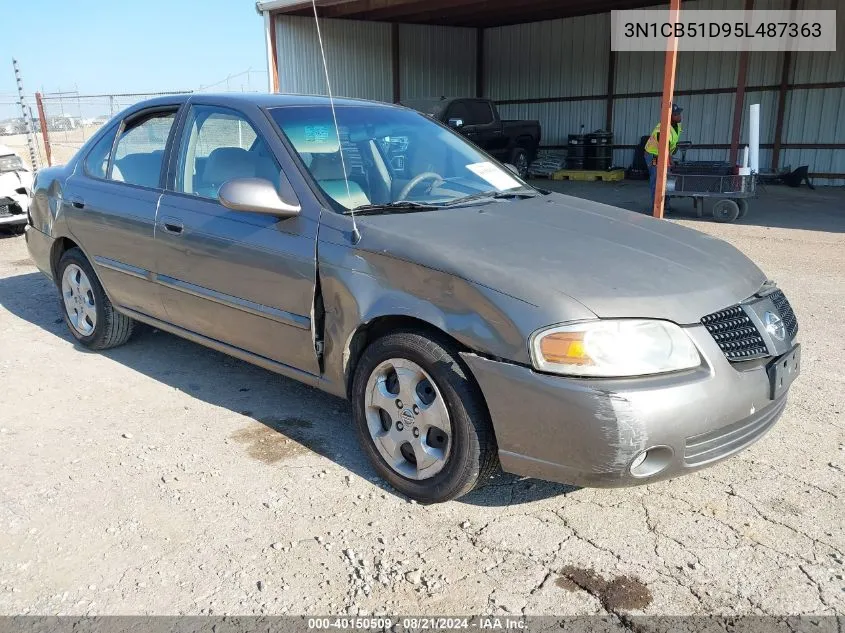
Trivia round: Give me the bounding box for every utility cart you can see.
[665,148,756,223]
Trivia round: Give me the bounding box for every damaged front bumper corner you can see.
[460,325,789,488]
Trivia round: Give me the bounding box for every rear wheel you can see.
[712,199,740,223]
[351,330,498,503]
[57,247,136,349]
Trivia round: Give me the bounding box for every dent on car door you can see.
[154,104,320,375]
[64,108,178,320]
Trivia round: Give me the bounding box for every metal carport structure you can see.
[255,0,845,205]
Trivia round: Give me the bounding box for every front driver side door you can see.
[154,103,320,375]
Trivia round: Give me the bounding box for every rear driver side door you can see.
[65,106,178,321]
[154,103,320,375]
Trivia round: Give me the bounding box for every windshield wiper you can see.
[343,201,441,216]
[443,189,539,207]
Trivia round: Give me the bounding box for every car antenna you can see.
[311,0,360,243]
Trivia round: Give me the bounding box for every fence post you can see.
[12,58,39,170]
[35,92,52,167]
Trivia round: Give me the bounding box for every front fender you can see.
[317,239,562,398]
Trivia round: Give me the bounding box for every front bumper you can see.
[461,325,793,488]
[0,213,26,226]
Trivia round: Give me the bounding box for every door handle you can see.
[70,197,85,209]
[159,218,184,235]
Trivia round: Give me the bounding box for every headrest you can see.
[310,154,347,181]
[203,147,256,184]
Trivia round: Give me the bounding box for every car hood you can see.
[355,192,767,324]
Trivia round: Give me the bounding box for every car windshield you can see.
[269,105,534,212]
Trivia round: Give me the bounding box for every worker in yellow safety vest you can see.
[645,103,683,209]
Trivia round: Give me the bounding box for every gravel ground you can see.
[0,185,843,617]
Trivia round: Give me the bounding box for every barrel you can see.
[586,131,613,171]
[566,134,587,170]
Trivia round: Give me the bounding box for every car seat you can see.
[309,154,370,209]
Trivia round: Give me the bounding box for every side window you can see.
[110,111,176,188]
[176,106,280,201]
[446,101,471,124]
[466,101,494,126]
[84,127,117,179]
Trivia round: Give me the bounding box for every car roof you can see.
[127,93,397,111]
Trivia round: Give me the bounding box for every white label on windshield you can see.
[466,162,521,191]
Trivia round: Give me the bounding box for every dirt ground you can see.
[0,182,843,618]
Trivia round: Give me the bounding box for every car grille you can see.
[769,289,798,340]
[684,396,786,466]
[702,289,799,361]
[700,305,768,360]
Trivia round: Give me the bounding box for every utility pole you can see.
[652,0,681,219]
[12,58,39,170]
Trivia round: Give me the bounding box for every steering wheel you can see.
[398,172,444,201]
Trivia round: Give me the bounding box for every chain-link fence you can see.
[0,68,269,171]
[0,93,43,169]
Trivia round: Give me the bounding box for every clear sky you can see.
[2,0,267,97]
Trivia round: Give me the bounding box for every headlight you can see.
[529,319,701,377]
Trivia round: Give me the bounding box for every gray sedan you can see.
[26,93,800,503]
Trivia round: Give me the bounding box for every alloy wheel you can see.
[61,263,97,336]
[364,358,452,480]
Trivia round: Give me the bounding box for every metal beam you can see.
[321,0,441,18]
[263,11,280,93]
[652,0,680,220]
[772,0,799,170]
[384,0,560,22]
[729,0,754,165]
[35,92,51,167]
[605,50,616,131]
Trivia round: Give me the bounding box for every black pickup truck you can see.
[403,98,541,177]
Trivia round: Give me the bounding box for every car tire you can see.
[711,199,740,223]
[351,329,499,503]
[57,247,136,350]
[510,147,529,179]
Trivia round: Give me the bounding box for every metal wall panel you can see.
[275,15,392,102]
[498,101,607,146]
[791,0,845,83]
[781,148,845,185]
[782,87,845,143]
[399,24,477,100]
[739,90,780,145]
[484,13,610,100]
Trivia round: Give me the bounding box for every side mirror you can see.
[504,163,520,175]
[447,118,464,129]
[218,178,301,218]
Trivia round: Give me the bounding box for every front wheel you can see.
[57,247,136,349]
[351,330,498,503]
